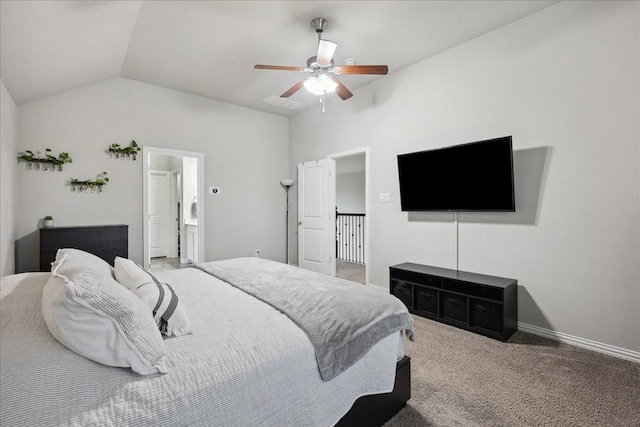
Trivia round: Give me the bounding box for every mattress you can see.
[0,268,404,427]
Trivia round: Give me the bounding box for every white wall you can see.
[336,172,365,213]
[289,1,640,353]
[0,79,18,276]
[149,153,174,171]
[16,78,289,267]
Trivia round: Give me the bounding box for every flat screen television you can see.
[397,136,515,212]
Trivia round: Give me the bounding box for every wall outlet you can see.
[209,186,220,195]
[255,250,260,258]
[379,193,390,203]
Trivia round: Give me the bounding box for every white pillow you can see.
[42,251,170,375]
[53,248,113,275]
[114,257,191,337]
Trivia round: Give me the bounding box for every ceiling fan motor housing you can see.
[306,56,334,69]
[310,17,328,35]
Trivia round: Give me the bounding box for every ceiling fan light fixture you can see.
[303,74,338,95]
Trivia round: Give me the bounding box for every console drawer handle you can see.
[447,298,461,305]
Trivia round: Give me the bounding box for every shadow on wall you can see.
[408,147,550,225]
[517,285,557,346]
[15,230,39,273]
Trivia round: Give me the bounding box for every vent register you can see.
[262,95,304,110]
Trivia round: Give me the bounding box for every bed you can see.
[0,251,413,427]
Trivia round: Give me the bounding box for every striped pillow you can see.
[114,257,192,337]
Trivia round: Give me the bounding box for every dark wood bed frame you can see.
[335,356,411,427]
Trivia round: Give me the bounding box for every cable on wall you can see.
[453,211,459,271]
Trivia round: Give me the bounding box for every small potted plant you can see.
[108,143,121,159]
[55,152,73,171]
[18,150,35,169]
[95,171,109,192]
[106,140,140,160]
[44,148,55,171]
[43,216,54,227]
[129,140,140,160]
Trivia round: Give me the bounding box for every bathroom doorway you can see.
[143,147,204,271]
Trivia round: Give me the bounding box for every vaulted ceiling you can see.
[1,1,557,117]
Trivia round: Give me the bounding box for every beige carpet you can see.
[336,260,366,284]
[384,316,640,427]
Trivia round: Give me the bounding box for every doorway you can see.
[143,147,204,271]
[297,148,369,285]
[333,151,367,285]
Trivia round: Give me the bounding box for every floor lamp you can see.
[281,179,295,264]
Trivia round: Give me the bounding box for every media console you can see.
[390,262,517,342]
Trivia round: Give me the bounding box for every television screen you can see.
[397,136,515,212]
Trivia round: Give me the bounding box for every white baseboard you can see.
[518,322,640,364]
[367,283,388,293]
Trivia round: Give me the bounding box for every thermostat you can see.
[209,186,221,195]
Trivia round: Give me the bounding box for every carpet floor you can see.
[336,260,366,284]
[384,316,640,427]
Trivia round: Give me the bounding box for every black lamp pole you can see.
[281,179,294,264]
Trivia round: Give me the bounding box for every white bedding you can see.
[1,268,404,427]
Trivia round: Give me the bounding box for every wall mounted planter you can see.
[18,149,73,171]
[69,172,109,193]
[107,140,140,160]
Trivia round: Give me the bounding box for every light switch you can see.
[379,193,390,203]
[209,186,221,195]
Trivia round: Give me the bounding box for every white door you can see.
[149,171,171,258]
[297,159,336,276]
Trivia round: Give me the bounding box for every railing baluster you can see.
[336,212,365,264]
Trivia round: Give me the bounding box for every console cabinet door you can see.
[440,292,468,324]
[391,281,413,308]
[471,299,503,333]
[415,287,438,315]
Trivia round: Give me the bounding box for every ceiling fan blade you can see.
[334,65,388,75]
[281,80,306,98]
[316,40,337,66]
[254,65,307,72]
[328,76,353,100]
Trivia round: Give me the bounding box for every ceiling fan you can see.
[254,17,388,108]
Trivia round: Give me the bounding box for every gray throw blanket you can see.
[195,257,414,381]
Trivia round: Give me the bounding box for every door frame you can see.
[170,169,181,258]
[328,147,369,286]
[143,146,205,270]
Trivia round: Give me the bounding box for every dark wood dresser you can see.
[39,225,128,272]
[390,262,518,342]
